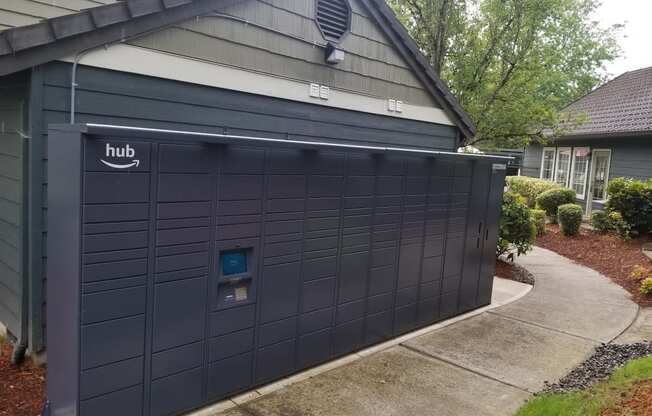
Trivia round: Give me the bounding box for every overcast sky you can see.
[594,0,652,78]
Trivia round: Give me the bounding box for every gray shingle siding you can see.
[128,0,439,108]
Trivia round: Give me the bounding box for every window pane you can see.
[571,148,589,196]
[555,150,571,186]
[541,150,555,180]
[592,152,610,200]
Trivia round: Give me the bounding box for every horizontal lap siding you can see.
[609,141,652,180]
[36,61,459,349]
[0,79,26,338]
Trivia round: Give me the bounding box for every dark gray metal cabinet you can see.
[46,124,507,416]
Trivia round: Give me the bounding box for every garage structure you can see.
[46,123,506,416]
[0,0,507,414]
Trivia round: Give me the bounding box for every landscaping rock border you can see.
[541,342,652,394]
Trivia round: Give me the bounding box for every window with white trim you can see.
[570,147,590,198]
[554,148,572,187]
[540,148,556,181]
[591,150,611,201]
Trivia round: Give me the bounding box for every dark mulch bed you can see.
[542,342,652,394]
[0,341,45,416]
[536,224,652,307]
[602,379,652,416]
[495,259,535,285]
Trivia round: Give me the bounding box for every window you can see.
[554,148,572,187]
[570,147,590,198]
[540,147,556,181]
[316,0,351,42]
[591,150,611,201]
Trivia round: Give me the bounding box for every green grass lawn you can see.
[515,354,652,416]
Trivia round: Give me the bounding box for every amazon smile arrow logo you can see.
[101,143,140,169]
[100,159,140,169]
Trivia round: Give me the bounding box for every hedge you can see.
[498,192,536,257]
[557,204,583,236]
[605,177,652,235]
[535,188,576,221]
[506,176,560,208]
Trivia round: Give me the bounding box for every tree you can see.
[389,0,622,148]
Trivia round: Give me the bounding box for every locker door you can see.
[477,163,507,306]
[459,161,491,312]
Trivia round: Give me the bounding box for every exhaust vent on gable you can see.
[316,0,351,42]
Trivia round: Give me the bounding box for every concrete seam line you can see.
[607,304,641,344]
[183,280,534,415]
[399,343,533,395]
[486,311,602,344]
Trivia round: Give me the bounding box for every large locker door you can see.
[477,164,507,306]
[459,161,491,312]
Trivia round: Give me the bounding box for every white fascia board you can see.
[59,44,455,126]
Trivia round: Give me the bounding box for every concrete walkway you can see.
[197,247,639,416]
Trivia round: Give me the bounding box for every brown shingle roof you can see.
[562,66,652,137]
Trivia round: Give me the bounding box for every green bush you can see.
[535,188,576,222]
[605,177,652,234]
[506,176,560,208]
[557,203,583,236]
[497,192,536,257]
[640,278,652,295]
[608,211,633,240]
[530,209,547,236]
[590,210,612,233]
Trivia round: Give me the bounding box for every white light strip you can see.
[85,123,513,160]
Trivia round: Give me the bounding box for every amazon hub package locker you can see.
[46,124,507,416]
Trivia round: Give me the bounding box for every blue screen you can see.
[222,251,247,275]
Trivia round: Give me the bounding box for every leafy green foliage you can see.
[498,192,536,257]
[535,188,576,221]
[530,209,547,236]
[605,177,652,235]
[607,211,632,240]
[640,278,652,296]
[506,176,560,208]
[388,0,621,149]
[590,210,611,234]
[515,355,652,416]
[557,204,582,236]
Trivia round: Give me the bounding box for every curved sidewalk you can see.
[202,247,639,416]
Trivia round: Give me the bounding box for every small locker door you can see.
[477,163,507,306]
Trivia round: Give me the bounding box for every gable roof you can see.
[560,66,652,139]
[0,0,476,139]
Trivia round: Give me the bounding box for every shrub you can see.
[606,177,652,234]
[506,176,560,208]
[557,203,583,236]
[640,278,652,296]
[608,211,633,240]
[530,209,547,236]
[590,210,612,233]
[497,192,536,257]
[536,188,576,222]
[630,265,652,282]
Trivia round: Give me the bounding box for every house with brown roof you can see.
[521,66,652,215]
